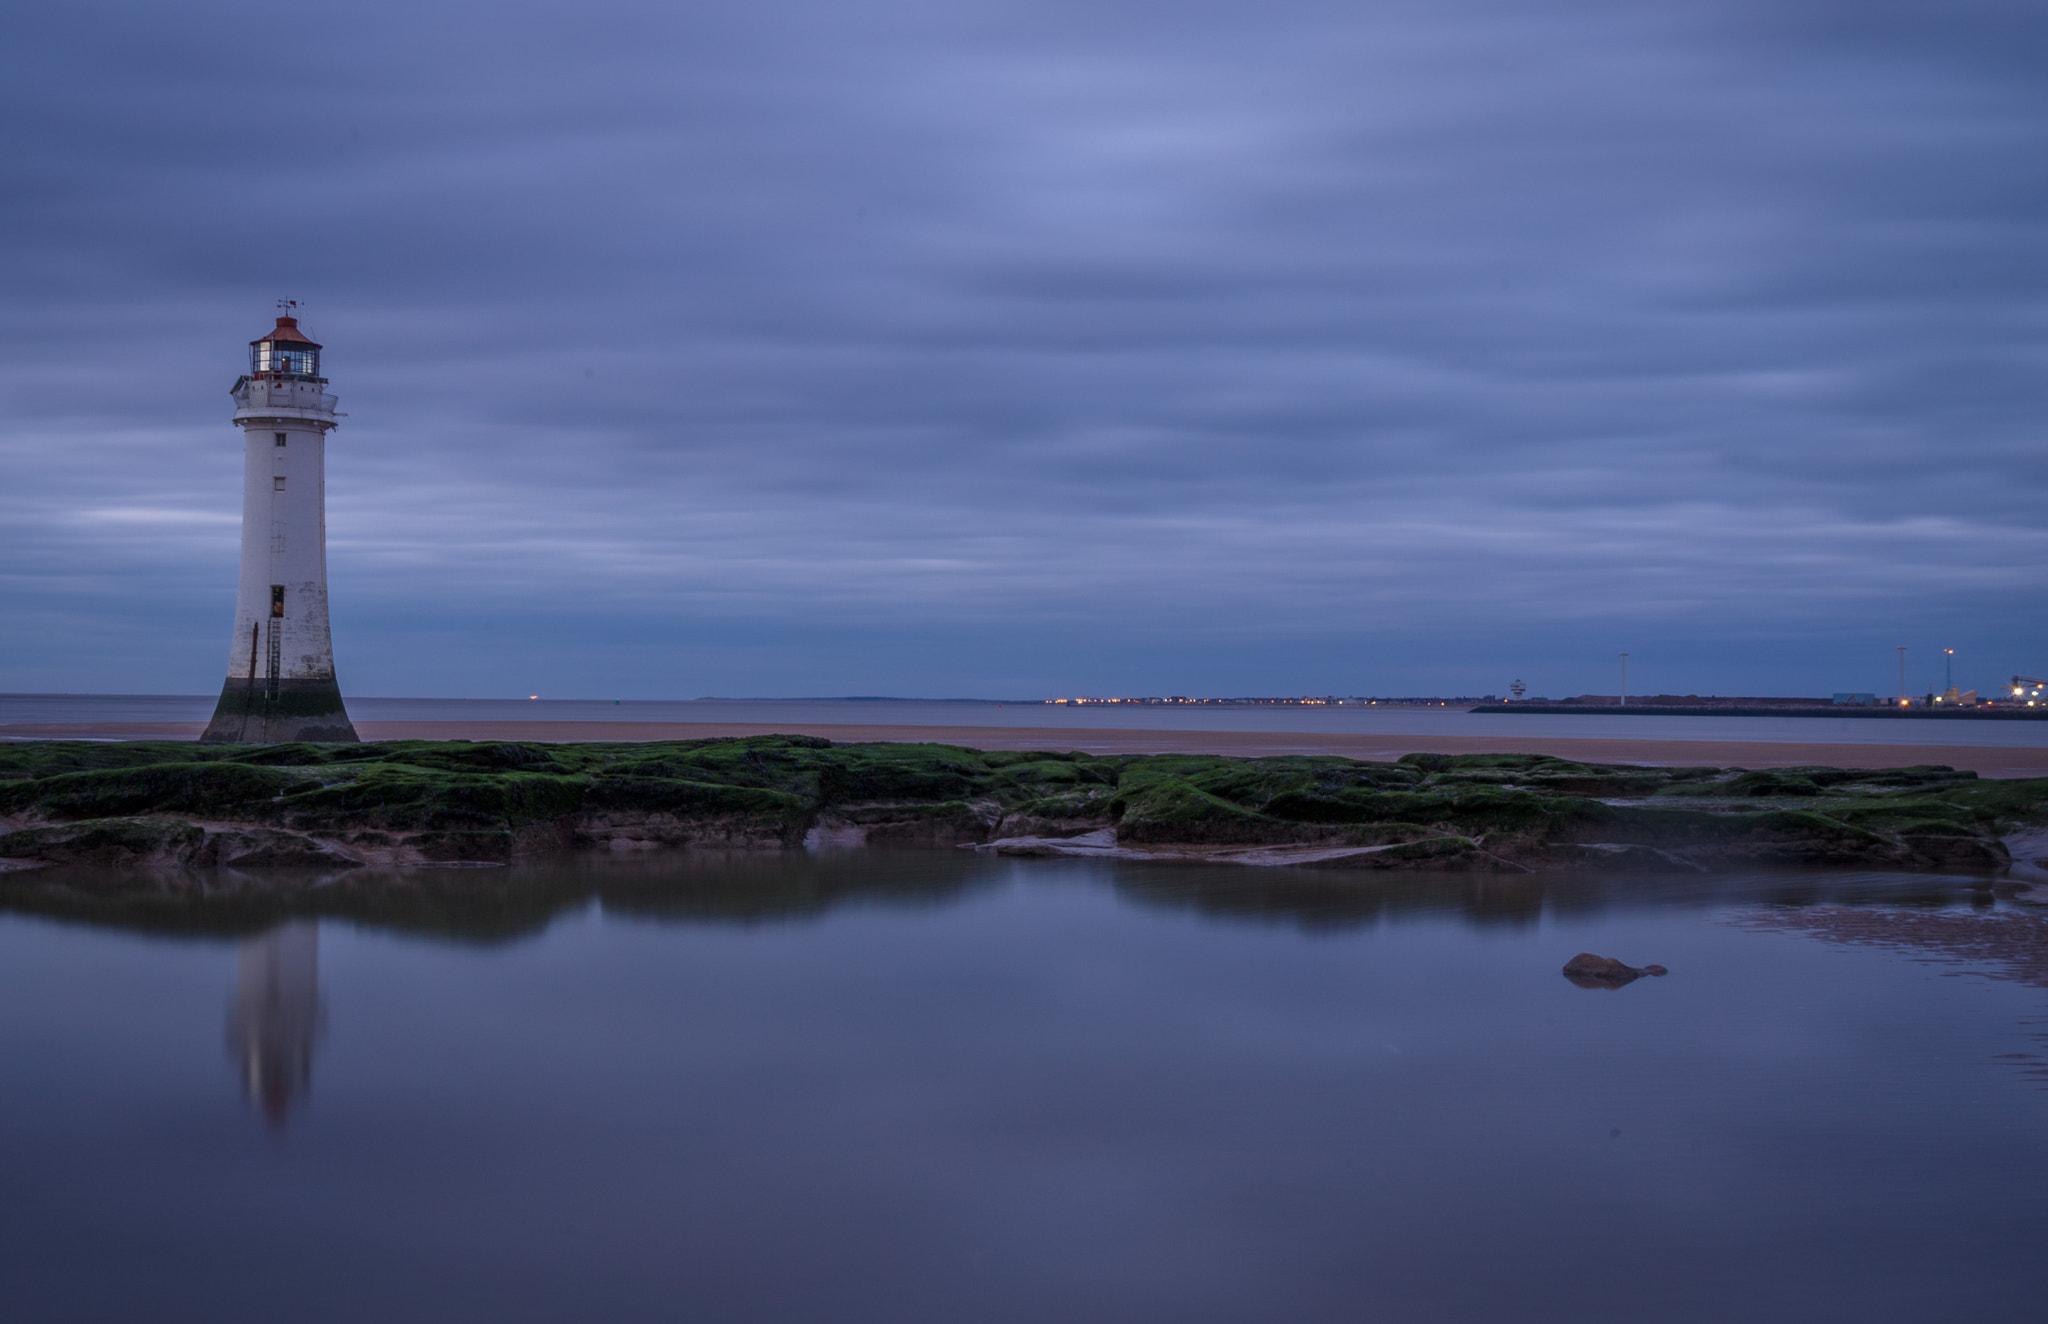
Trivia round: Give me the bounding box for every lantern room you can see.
[249,316,323,379]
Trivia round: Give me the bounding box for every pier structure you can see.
[200,309,358,742]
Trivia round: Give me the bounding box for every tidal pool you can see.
[3,854,2045,1322]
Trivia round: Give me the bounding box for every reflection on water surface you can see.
[225,923,323,1125]
[3,854,2046,1323]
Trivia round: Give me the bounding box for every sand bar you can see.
[6,719,2048,778]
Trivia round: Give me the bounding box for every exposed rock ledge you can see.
[974,828,1535,871]
[2,737,2044,887]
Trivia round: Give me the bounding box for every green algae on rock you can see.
[1,740,2045,882]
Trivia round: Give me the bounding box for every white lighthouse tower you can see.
[200,307,358,743]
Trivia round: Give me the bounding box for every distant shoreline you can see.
[1471,704,2048,721]
[5,720,2048,777]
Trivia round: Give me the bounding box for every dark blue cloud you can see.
[2,0,2043,699]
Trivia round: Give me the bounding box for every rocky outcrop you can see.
[978,829,1531,872]
[0,817,212,867]
[0,817,363,869]
[2004,828,2048,885]
[207,827,366,868]
[0,739,2044,881]
[1562,953,1669,987]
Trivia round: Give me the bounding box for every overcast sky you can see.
[2,0,2043,699]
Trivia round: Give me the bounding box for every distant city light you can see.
[1038,694,1492,707]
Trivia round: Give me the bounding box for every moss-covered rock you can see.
[1367,836,1500,869]
[273,767,590,831]
[211,829,364,869]
[0,817,211,866]
[1111,776,1291,845]
[0,737,2040,876]
[1727,770,1823,797]
[813,800,1000,847]
[0,762,317,820]
[581,777,810,819]
[1924,778,2048,825]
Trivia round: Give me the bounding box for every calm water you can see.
[3,854,2046,1322]
[8,692,2048,747]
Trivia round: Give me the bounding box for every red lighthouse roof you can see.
[252,316,321,350]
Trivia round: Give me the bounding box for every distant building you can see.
[1832,693,1878,706]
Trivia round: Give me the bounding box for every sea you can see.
[3,853,2046,1322]
[8,693,2048,748]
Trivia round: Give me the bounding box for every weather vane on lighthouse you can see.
[200,305,358,743]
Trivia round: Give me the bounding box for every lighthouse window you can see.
[250,343,321,376]
[270,585,286,617]
[275,432,287,446]
[274,476,287,491]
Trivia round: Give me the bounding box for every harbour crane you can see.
[2010,675,2047,703]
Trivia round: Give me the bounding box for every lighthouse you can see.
[200,309,359,743]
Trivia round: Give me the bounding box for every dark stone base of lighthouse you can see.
[200,678,360,744]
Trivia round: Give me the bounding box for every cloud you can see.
[1,0,2043,697]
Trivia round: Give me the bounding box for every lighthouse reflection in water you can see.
[225,923,324,1125]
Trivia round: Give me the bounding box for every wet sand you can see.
[7,719,2048,777]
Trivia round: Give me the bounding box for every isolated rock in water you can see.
[1562,952,1635,979]
[1561,952,1666,987]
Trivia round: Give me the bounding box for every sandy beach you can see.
[7,718,2048,778]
